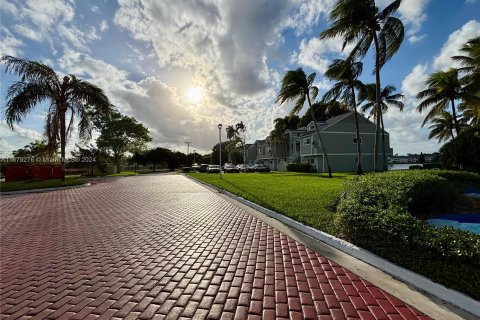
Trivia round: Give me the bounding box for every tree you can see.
[453,36,480,94]
[96,110,152,173]
[69,144,108,175]
[427,111,458,143]
[12,140,50,158]
[268,118,291,160]
[439,125,480,173]
[1,55,112,180]
[358,83,404,169]
[276,68,333,177]
[320,0,404,171]
[323,58,364,174]
[416,68,465,135]
[226,125,237,140]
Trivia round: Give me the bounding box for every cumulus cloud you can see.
[433,20,480,70]
[0,26,25,56]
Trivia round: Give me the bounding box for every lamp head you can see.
[218,123,222,129]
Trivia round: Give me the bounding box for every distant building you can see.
[245,112,391,172]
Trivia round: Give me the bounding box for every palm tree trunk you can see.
[450,99,460,135]
[373,32,382,172]
[60,107,66,181]
[307,93,332,178]
[350,85,363,175]
[380,113,387,171]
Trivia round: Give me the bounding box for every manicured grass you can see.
[189,172,354,235]
[1,176,87,192]
[106,171,138,177]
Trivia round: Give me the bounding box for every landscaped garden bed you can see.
[1,176,88,192]
[189,170,480,299]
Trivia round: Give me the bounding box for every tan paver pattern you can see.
[1,175,431,320]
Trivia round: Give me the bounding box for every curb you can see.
[1,182,91,195]
[187,175,480,318]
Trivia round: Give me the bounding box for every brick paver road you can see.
[1,174,431,320]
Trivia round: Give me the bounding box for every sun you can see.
[187,86,203,104]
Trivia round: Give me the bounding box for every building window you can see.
[309,125,314,131]
[309,158,315,164]
[304,138,311,145]
[353,137,362,144]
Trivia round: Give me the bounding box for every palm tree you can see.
[226,125,237,140]
[358,83,404,169]
[322,58,364,174]
[276,68,333,177]
[453,36,480,93]
[320,0,404,171]
[427,111,458,143]
[1,55,112,180]
[459,93,480,125]
[416,68,464,135]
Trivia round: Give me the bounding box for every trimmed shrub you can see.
[338,170,480,299]
[287,162,311,173]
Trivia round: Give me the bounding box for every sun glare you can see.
[187,86,203,104]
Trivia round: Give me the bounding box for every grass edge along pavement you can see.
[189,171,352,238]
[189,170,480,300]
[1,176,88,192]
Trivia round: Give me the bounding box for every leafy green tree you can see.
[417,68,465,135]
[323,58,364,174]
[439,125,480,173]
[96,110,152,173]
[276,68,332,177]
[69,144,108,175]
[320,0,404,171]
[12,140,50,158]
[358,83,404,170]
[1,55,112,180]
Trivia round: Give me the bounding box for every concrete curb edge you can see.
[187,175,480,317]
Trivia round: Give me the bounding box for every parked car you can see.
[236,164,254,172]
[223,163,239,173]
[252,164,270,172]
[198,164,209,173]
[191,163,201,171]
[207,165,221,173]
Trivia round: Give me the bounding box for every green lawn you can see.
[106,171,138,177]
[1,176,88,192]
[189,172,353,235]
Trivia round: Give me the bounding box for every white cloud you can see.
[284,0,335,35]
[0,26,25,56]
[433,19,480,70]
[99,20,109,32]
[401,64,428,98]
[290,37,353,73]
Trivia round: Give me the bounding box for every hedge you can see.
[287,162,312,173]
[337,170,480,299]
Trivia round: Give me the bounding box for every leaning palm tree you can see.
[459,92,480,125]
[358,83,404,169]
[427,111,458,143]
[225,125,237,140]
[1,55,112,180]
[320,0,404,171]
[416,68,464,135]
[276,68,332,177]
[322,58,364,174]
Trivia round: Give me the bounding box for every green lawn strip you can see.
[189,172,352,235]
[1,176,87,192]
[106,171,139,177]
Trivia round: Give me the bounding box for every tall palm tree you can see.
[459,92,480,125]
[322,59,364,174]
[358,83,404,169]
[1,55,112,180]
[453,36,480,93]
[427,111,458,143]
[416,68,464,135]
[276,68,332,177]
[320,0,404,171]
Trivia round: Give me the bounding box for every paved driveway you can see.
[1,174,430,319]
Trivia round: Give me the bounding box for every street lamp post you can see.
[193,149,196,164]
[218,124,222,178]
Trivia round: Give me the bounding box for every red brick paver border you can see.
[0,175,431,319]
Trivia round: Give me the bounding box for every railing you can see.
[287,152,300,163]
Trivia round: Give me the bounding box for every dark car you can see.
[198,164,209,173]
[223,163,239,173]
[252,164,270,172]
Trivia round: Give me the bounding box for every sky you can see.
[1,0,479,157]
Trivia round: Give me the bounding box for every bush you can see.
[440,125,480,173]
[287,162,312,173]
[338,170,480,299]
